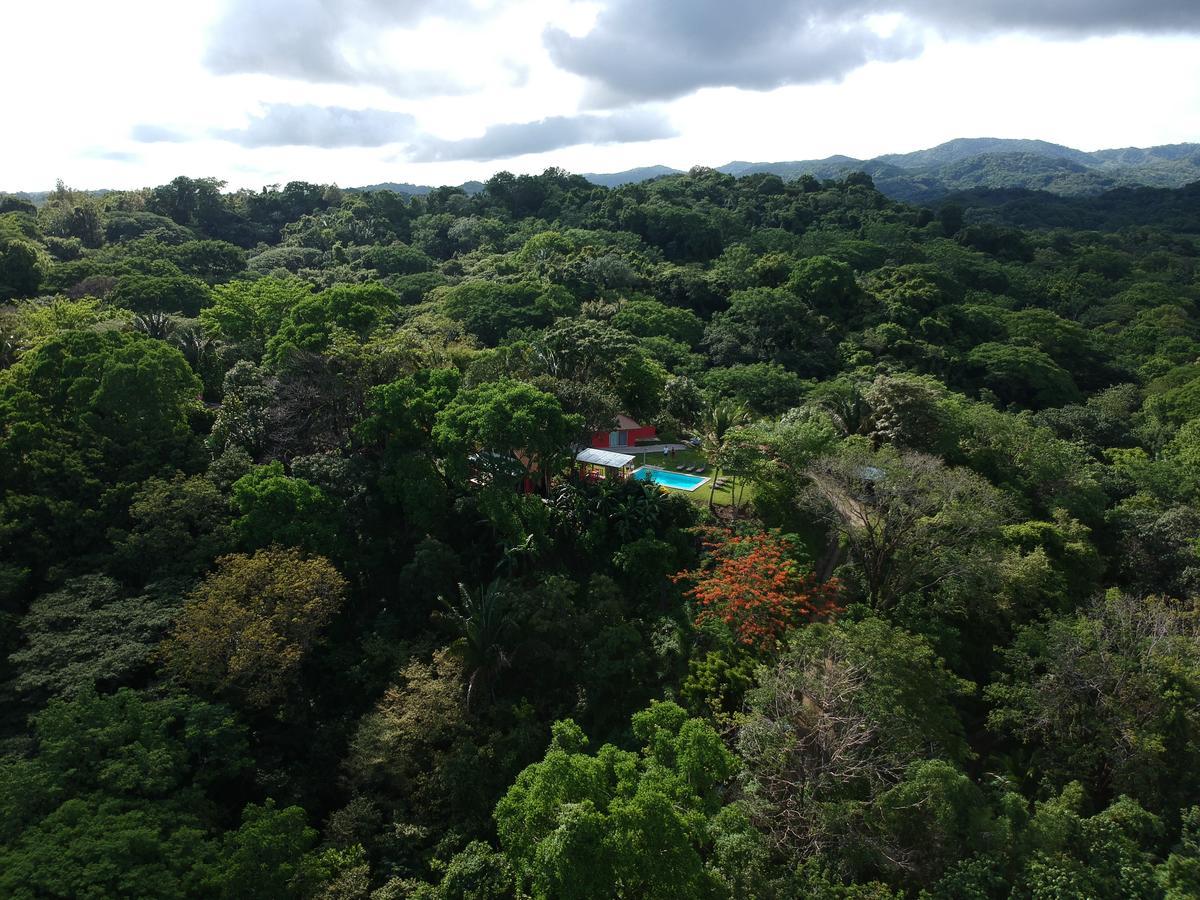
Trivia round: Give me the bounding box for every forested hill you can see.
[350,137,1200,202]
[2,168,1200,897]
[944,180,1200,233]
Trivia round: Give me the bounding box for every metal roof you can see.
[576,447,637,469]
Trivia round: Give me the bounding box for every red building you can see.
[589,414,657,450]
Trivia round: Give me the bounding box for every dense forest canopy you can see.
[2,166,1200,898]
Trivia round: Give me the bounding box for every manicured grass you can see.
[627,448,750,507]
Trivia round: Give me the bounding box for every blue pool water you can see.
[631,466,709,492]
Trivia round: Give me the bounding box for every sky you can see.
[3,0,1200,192]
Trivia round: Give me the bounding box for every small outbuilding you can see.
[575,447,637,481]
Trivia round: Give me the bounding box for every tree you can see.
[535,317,640,382]
[672,528,840,652]
[937,203,964,237]
[148,176,228,229]
[1108,500,1200,598]
[0,688,249,897]
[343,649,470,825]
[245,246,323,277]
[209,361,277,458]
[703,363,810,415]
[732,408,841,531]
[165,239,247,284]
[355,367,461,452]
[964,342,1081,410]
[531,375,621,437]
[1158,806,1200,900]
[0,296,132,366]
[367,241,435,276]
[612,299,704,346]
[986,592,1200,815]
[439,841,519,900]
[738,618,974,878]
[202,801,319,899]
[265,283,399,368]
[437,580,516,709]
[9,576,184,701]
[786,255,862,323]
[230,462,340,558]
[440,280,574,345]
[942,396,1106,523]
[0,685,318,900]
[1011,785,1163,899]
[109,273,212,317]
[1002,307,1114,390]
[348,365,462,534]
[200,277,313,359]
[0,330,200,477]
[8,688,248,806]
[0,331,202,588]
[0,797,214,899]
[803,446,1008,610]
[662,375,704,428]
[698,399,751,510]
[434,377,583,495]
[0,236,45,300]
[494,701,737,899]
[863,373,950,453]
[703,286,834,375]
[161,549,347,709]
[109,474,234,582]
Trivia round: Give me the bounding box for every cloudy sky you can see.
[3,0,1200,191]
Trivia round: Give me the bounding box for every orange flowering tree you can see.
[673,527,840,651]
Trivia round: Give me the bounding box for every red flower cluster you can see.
[672,527,840,652]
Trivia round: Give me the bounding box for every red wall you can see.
[627,425,658,444]
[589,425,658,449]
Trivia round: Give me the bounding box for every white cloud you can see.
[406,109,676,162]
[0,0,1198,191]
[215,105,417,148]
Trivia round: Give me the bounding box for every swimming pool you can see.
[630,466,709,492]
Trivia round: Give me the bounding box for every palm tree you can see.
[436,580,514,711]
[175,325,217,377]
[812,378,870,437]
[131,310,177,341]
[610,481,662,541]
[496,534,537,578]
[699,400,751,510]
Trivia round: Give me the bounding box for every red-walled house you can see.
[589,414,657,450]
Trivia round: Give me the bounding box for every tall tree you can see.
[434,377,583,495]
[494,701,736,899]
[803,447,1008,610]
[161,549,347,710]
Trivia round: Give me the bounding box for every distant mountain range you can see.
[350,180,486,197]
[354,137,1200,204]
[8,138,1199,206]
